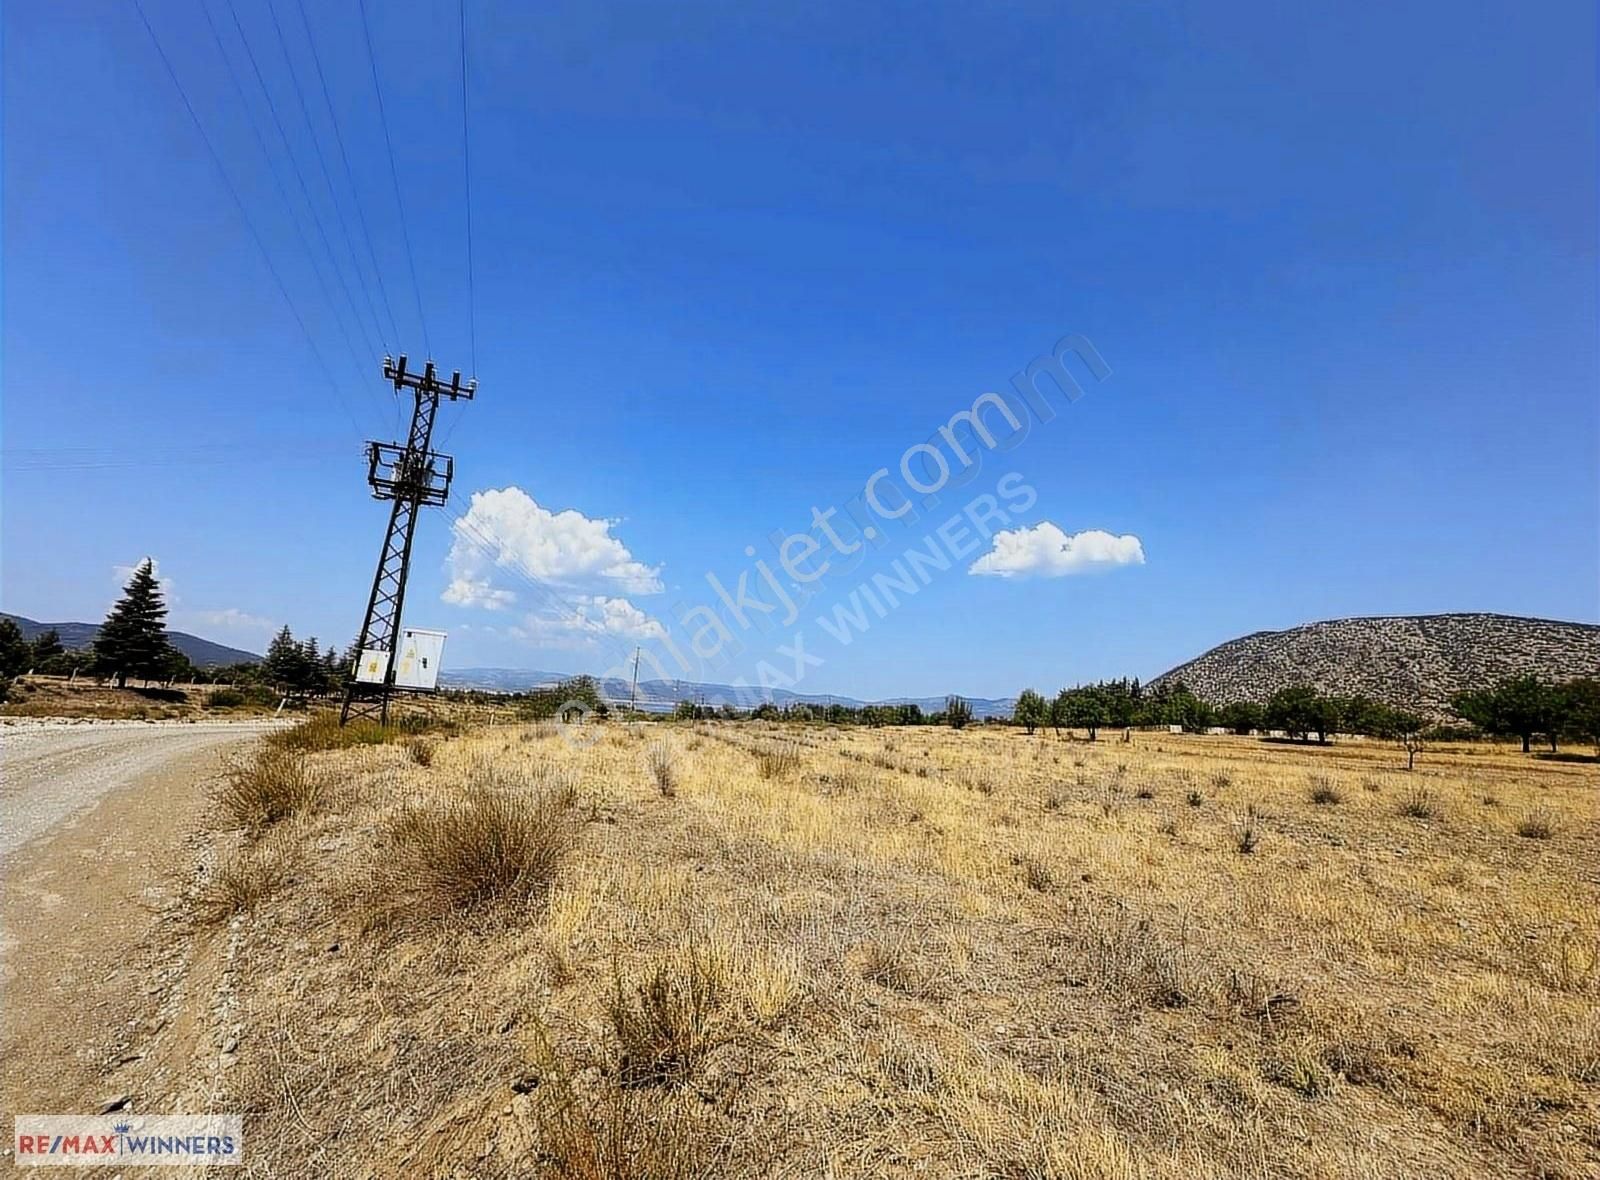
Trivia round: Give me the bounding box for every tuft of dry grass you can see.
[198,834,292,921]
[1397,786,1440,820]
[403,735,436,767]
[387,778,575,911]
[217,748,319,831]
[1515,807,1557,840]
[608,948,732,1088]
[646,740,679,797]
[754,741,802,780]
[1308,774,1343,805]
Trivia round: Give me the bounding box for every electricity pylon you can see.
[340,355,475,725]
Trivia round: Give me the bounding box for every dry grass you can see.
[646,740,679,797]
[386,769,576,912]
[183,721,1599,1177]
[216,748,318,830]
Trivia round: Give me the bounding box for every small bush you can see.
[608,950,731,1088]
[404,736,436,767]
[647,741,678,797]
[857,939,922,994]
[1134,786,1156,800]
[1308,775,1343,805]
[1235,808,1260,854]
[1515,808,1556,840]
[1014,854,1054,892]
[218,749,319,830]
[388,783,575,910]
[1065,903,1199,1009]
[199,836,291,920]
[207,688,246,708]
[1397,787,1438,820]
[1210,772,1233,791]
[754,742,802,780]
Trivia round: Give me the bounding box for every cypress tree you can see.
[92,559,173,687]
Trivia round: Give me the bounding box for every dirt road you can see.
[1,719,280,1130]
[0,720,281,858]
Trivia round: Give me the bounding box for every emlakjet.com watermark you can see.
[13,1115,242,1167]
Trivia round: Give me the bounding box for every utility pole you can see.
[341,355,475,725]
[628,646,640,717]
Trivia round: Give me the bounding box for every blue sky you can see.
[3,0,1596,700]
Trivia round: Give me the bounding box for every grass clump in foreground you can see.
[387,771,577,911]
[608,947,732,1088]
[217,748,319,830]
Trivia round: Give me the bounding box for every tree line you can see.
[1,560,357,700]
[1010,674,1600,756]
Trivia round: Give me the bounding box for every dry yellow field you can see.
[198,720,1597,1178]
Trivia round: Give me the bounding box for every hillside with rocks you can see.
[1148,613,1600,718]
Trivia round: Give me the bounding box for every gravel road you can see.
[0,720,283,858]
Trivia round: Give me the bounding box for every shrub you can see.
[1186,790,1204,808]
[1014,853,1055,892]
[530,1074,728,1179]
[1308,775,1343,805]
[404,736,436,767]
[1235,807,1260,854]
[754,742,802,780]
[388,782,575,910]
[1134,786,1156,800]
[1064,903,1199,1009]
[608,949,731,1088]
[647,741,678,797]
[857,940,922,994]
[1515,808,1556,840]
[1397,787,1438,820]
[198,835,291,920]
[218,749,319,830]
[207,687,246,708]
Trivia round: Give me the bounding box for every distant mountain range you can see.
[438,666,1017,719]
[1147,612,1599,718]
[1,612,262,668]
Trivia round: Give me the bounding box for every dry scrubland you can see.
[197,718,1598,1178]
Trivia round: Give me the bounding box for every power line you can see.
[265,0,389,358]
[291,0,402,352]
[458,0,478,377]
[198,0,376,412]
[129,0,366,439]
[358,0,430,356]
[223,0,383,375]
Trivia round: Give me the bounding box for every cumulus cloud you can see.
[444,487,663,607]
[510,595,666,649]
[443,487,666,651]
[186,607,276,636]
[968,522,1145,578]
[113,556,175,600]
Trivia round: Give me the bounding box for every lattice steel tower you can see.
[341,355,475,725]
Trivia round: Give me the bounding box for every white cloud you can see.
[968,522,1145,578]
[443,487,666,652]
[186,607,276,636]
[444,487,663,605]
[509,595,666,650]
[441,577,518,611]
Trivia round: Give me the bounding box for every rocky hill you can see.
[1148,613,1600,718]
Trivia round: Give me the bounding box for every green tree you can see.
[1380,708,1427,770]
[1059,684,1110,740]
[0,618,32,678]
[1217,701,1263,735]
[91,560,174,687]
[1013,687,1048,735]
[1559,678,1600,754]
[263,626,304,692]
[29,628,63,666]
[1266,685,1320,742]
[1453,675,1560,753]
[945,695,973,730]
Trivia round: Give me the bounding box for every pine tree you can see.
[92,559,173,687]
[263,626,302,691]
